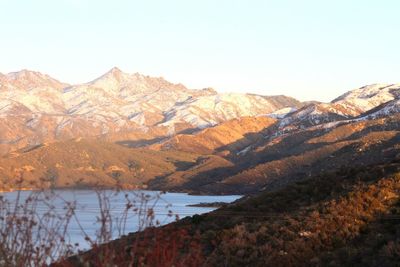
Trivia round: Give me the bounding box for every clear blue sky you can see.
[1,0,399,101]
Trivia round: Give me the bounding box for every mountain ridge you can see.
[1,68,400,195]
[0,68,302,155]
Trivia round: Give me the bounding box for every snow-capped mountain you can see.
[265,107,297,119]
[277,83,400,131]
[62,68,301,129]
[359,98,400,119]
[1,70,400,193]
[2,68,398,156]
[160,94,298,130]
[0,70,68,115]
[0,68,301,154]
[278,103,354,129]
[332,83,400,113]
[2,69,68,91]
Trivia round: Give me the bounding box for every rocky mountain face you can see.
[0,68,301,155]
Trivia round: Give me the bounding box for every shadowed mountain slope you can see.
[150,115,400,194]
[150,116,276,155]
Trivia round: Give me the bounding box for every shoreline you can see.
[0,186,243,197]
[0,187,34,193]
[186,201,229,208]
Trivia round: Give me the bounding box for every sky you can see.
[0,0,399,102]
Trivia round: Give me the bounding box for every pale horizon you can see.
[1,0,399,102]
[2,66,398,104]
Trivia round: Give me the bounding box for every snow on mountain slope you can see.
[62,68,222,128]
[332,83,400,113]
[0,70,68,115]
[0,68,301,154]
[61,69,302,131]
[88,67,188,96]
[265,107,297,119]
[2,69,398,149]
[5,69,68,91]
[278,103,353,129]
[358,99,400,119]
[160,93,296,129]
[276,84,400,132]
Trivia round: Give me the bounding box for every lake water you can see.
[1,190,241,251]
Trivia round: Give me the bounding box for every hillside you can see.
[139,83,400,195]
[202,159,400,266]
[149,115,400,194]
[150,116,276,155]
[6,114,398,195]
[62,159,400,267]
[0,139,201,191]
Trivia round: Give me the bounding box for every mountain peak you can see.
[103,67,125,80]
[7,69,45,80]
[4,69,67,89]
[88,67,128,87]
[108,67,123,75]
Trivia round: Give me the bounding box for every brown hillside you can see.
[155,115,400,194]
[151,116,276,155]
[148,155,234,190]
[0,139,199,191]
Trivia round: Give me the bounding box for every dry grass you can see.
[0,172,202,267]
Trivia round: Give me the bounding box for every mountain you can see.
[1,68,400,195]
[0,68,302,155]
[135,83,400,194]
[359,98,400,120]
[278,103,354,129]
[63,68,301,130]
[0,70,68,114]
[278,83,400,129]
[333,83,400,113]
[2,69,68,91]
[150,114,400,194]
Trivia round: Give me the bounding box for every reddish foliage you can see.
[59,225,204,267]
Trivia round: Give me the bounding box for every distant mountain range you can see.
[0,68,399,193]
[0,68,301,155]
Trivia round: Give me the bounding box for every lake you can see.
[1,190,241,251]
